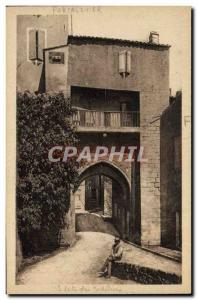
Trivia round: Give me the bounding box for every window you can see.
[27,28,46,65]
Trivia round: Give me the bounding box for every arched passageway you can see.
[73,162,131,240]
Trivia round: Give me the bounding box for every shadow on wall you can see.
[38,64,45,93]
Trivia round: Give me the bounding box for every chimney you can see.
[149,31,159,44]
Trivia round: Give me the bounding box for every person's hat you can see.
[115,237,120,242]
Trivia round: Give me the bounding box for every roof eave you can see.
[67,35,171,50]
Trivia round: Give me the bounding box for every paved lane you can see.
[18,232,136,285]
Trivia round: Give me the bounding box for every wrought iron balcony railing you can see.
[72,110,140,128]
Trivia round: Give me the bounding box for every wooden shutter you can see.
[28,29,36,60]
[38,30,45,60]
[126,51,131,74]
[118,50,126,74]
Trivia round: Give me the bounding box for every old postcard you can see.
[6,6,191,294]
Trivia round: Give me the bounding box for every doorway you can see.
[73,162,131,239]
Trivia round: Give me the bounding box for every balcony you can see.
[72,109,140,132]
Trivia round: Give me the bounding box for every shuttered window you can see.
[126,51,131,74]
[118,50,131,76]
[28,29,37,60]
[37,30,45,60]
[118,50,126,74]
[28,28,46,63]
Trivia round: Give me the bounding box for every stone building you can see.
[17,15,69,92]
[17,16,171,247]
[160,92,182,250]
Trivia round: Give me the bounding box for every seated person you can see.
[99,236,123,278]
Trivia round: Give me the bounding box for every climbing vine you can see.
[16,91,78,255]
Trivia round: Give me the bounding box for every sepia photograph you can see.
[6,5,191,294]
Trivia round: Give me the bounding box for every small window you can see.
[28,28,46,65]
[49,51,65,64]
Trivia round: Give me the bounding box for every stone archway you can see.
[73,161,131,240]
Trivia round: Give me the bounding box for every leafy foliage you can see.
[17,91,78,255]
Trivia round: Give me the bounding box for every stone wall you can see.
[160,94,182,249]
[43,37,169,245]
[60,191,76,247]
[67,37,169,93]
[76,132,139,182]
[75,182,85,212]
[44,46,69,93]
[65,38,169,246]
[17,15,68,92]
[112,261,181,284]
[103,177,112,217]
[140,91,169,245]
